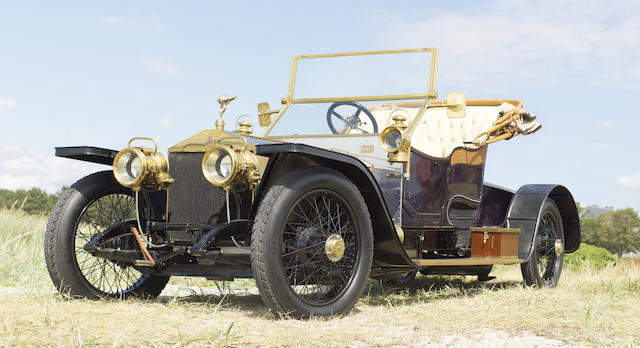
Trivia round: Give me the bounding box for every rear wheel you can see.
[44,171,169,299]
[251,167,373,317]
[521,198,565,288]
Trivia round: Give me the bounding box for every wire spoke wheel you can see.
[74,193,146,295]
[521,198,565,288]
[281,189,358,305]
[251,167,373,317]
[535,212,558,283]
[45,171,169,300]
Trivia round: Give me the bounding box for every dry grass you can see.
[1,207,639,347]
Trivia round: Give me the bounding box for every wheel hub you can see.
[325,234,345,262]
[554,239,564,256]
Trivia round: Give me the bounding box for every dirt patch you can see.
[434,328,573,347]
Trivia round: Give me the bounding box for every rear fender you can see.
[506,185,580,261]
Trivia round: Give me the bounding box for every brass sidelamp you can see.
[380,114,411,163]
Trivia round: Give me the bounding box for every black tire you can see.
[44,171,169,299]
[251,167,373,318]
[521,198,565,288]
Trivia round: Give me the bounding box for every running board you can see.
[412,258,524,266]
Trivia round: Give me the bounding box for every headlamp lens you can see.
[114,150,144,186]
[203,147,235,186]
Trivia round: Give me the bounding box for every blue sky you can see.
[1,1,640,211]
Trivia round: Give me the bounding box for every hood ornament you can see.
[216,94,237,130]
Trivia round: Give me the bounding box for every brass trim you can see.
[261,48,439,138]
[470,227,520,234]
[325,234,345,262]
[416,225,454,229]
[283,94,437,104]
[412,258,524,266]
[269,132,379,139]
[554,239,564,256]
[394,224,405,244]
[127,137,158,154]
[261,103,291,137]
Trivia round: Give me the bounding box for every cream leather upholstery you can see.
[371,103,515,158]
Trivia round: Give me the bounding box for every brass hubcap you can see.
[554,239,564,256]
[325,234,345,262]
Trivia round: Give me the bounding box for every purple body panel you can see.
[402,148,486,229]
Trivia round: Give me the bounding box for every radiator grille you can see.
[167,152,226,224]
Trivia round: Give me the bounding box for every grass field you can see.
[1,207,639,347]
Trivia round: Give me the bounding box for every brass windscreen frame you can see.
[261,48,439,137]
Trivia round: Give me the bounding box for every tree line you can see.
[1,187,639,256]
[579,207,640,256]
[0,187,65,215]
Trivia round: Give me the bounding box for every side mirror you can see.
[446,92,466,118]
[258,102,277,127]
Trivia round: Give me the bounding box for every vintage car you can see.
[44,48,580,318]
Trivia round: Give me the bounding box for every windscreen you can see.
[292,50,434,99]
[267,49,436,137]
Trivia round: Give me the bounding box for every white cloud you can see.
[0,99,16,112]
[616,173,640,189]
[0,144,104,193]
[375,0,640,92]
[142,54,189,78]
[161,116,173,129]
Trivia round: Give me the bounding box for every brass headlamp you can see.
[201,138,261,191]
[113,137,173,191]
[380,115,411,163]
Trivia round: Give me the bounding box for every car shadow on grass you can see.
[152,274,523,316]
[156,286,269,316]
[359,275,523,307]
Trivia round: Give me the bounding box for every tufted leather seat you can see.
[370,102,516,158]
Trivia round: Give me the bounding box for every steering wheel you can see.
[326,102,379,134]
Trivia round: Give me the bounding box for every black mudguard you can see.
[55,146,117,165]
[256,143,413,268]
[506,185,580,261]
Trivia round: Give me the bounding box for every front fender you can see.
[55,146,118,165]
[506,184,580,261]
[256,143,413,268]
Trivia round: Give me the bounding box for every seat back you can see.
[370,103,514,158]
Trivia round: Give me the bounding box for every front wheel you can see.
[251,167,373,318]
[44,171,169,299]
[521,198,565,288]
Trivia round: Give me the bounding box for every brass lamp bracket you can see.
[429,92,466,118]
[257,102,281,127]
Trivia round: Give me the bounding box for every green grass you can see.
[0,208,50,289]
[1,207,639,347]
